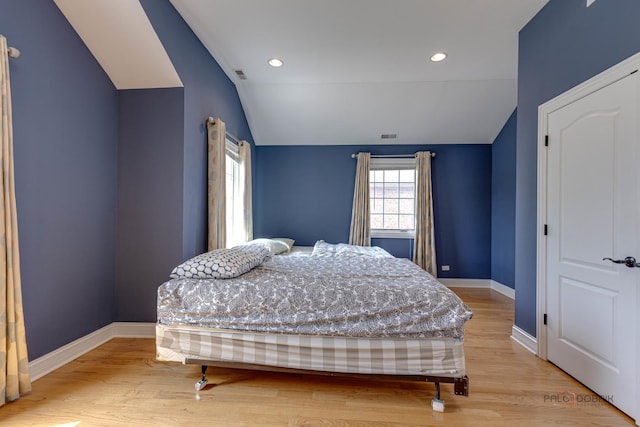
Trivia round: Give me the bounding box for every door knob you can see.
[603,256,640,268]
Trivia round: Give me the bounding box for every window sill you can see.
[371,230,415,239]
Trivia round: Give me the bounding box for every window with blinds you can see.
[370,157,416,238]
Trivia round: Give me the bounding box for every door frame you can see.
[536,51,640,421]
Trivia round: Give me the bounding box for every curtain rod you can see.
[205,117,241,145]
[8,46,21,59]
[350,152,436,159]
[226,132,241,145]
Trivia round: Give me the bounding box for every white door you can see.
[546,71,638,419]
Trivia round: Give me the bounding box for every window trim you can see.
[369,157,416,239]
[225,138,242,247]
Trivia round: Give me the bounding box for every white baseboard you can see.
[439,278,515,300]
[441,280,533,354]
[111,322,157,338]
[29,322,156,381]
[511,325,538,355]
[439,278,490,288]
[489,280,515,299]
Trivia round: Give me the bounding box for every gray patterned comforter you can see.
[157,255,473,339]
[310,240,394,258]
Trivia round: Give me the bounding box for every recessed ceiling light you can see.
[268,58,284,68]
[430,52,448,62]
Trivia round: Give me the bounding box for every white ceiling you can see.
[54,0,182,90]
[55,0,548,145]
[171,0,549,145]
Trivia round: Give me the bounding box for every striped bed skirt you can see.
[156,324,466,377]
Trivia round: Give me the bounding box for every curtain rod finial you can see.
[8,47,21,58]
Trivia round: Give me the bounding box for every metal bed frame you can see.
[187,358,469,412]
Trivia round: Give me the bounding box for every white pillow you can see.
[170,245,270,279]
[247,238,290,255]
[272,238,295,252]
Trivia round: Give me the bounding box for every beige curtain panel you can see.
[206,117,226,251]
[0,35,31,407]
[349,152,371,246]
[238,140,253,242]
[413,151,437,276]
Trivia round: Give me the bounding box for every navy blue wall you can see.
[491,109,516,289]
[1,1,118,358]
[255,144,492,279]
[516,0,640,336]
[115,88,184,321]
[114,1,255,322]
[140,0,255,261]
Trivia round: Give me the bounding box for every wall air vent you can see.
[380,133,398,139]
[234,69,247,80]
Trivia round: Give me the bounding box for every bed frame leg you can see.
[431,382,445,412]
[454,375,469,396]
[195,365,208,391]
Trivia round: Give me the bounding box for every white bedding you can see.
[310,240,393,258]
[279,246,313,256]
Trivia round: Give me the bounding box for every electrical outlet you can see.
[441,265,450,271]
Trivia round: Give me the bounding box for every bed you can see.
[156,240,473,411]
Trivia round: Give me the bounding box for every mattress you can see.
[156,324,466,377]
[157,255,473,339]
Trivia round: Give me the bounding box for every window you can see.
[225,139,244,247]
[370,157,416,238]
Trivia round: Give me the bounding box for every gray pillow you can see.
[170,244,271,279]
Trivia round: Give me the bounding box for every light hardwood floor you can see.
[0,288,634,426]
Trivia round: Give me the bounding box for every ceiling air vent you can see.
[234,69,247,80]
[380,133,398,139]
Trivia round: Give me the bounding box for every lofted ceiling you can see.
[55,0,549,145]
[170,0,548,146]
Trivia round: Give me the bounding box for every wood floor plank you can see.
[0,288,634,426]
